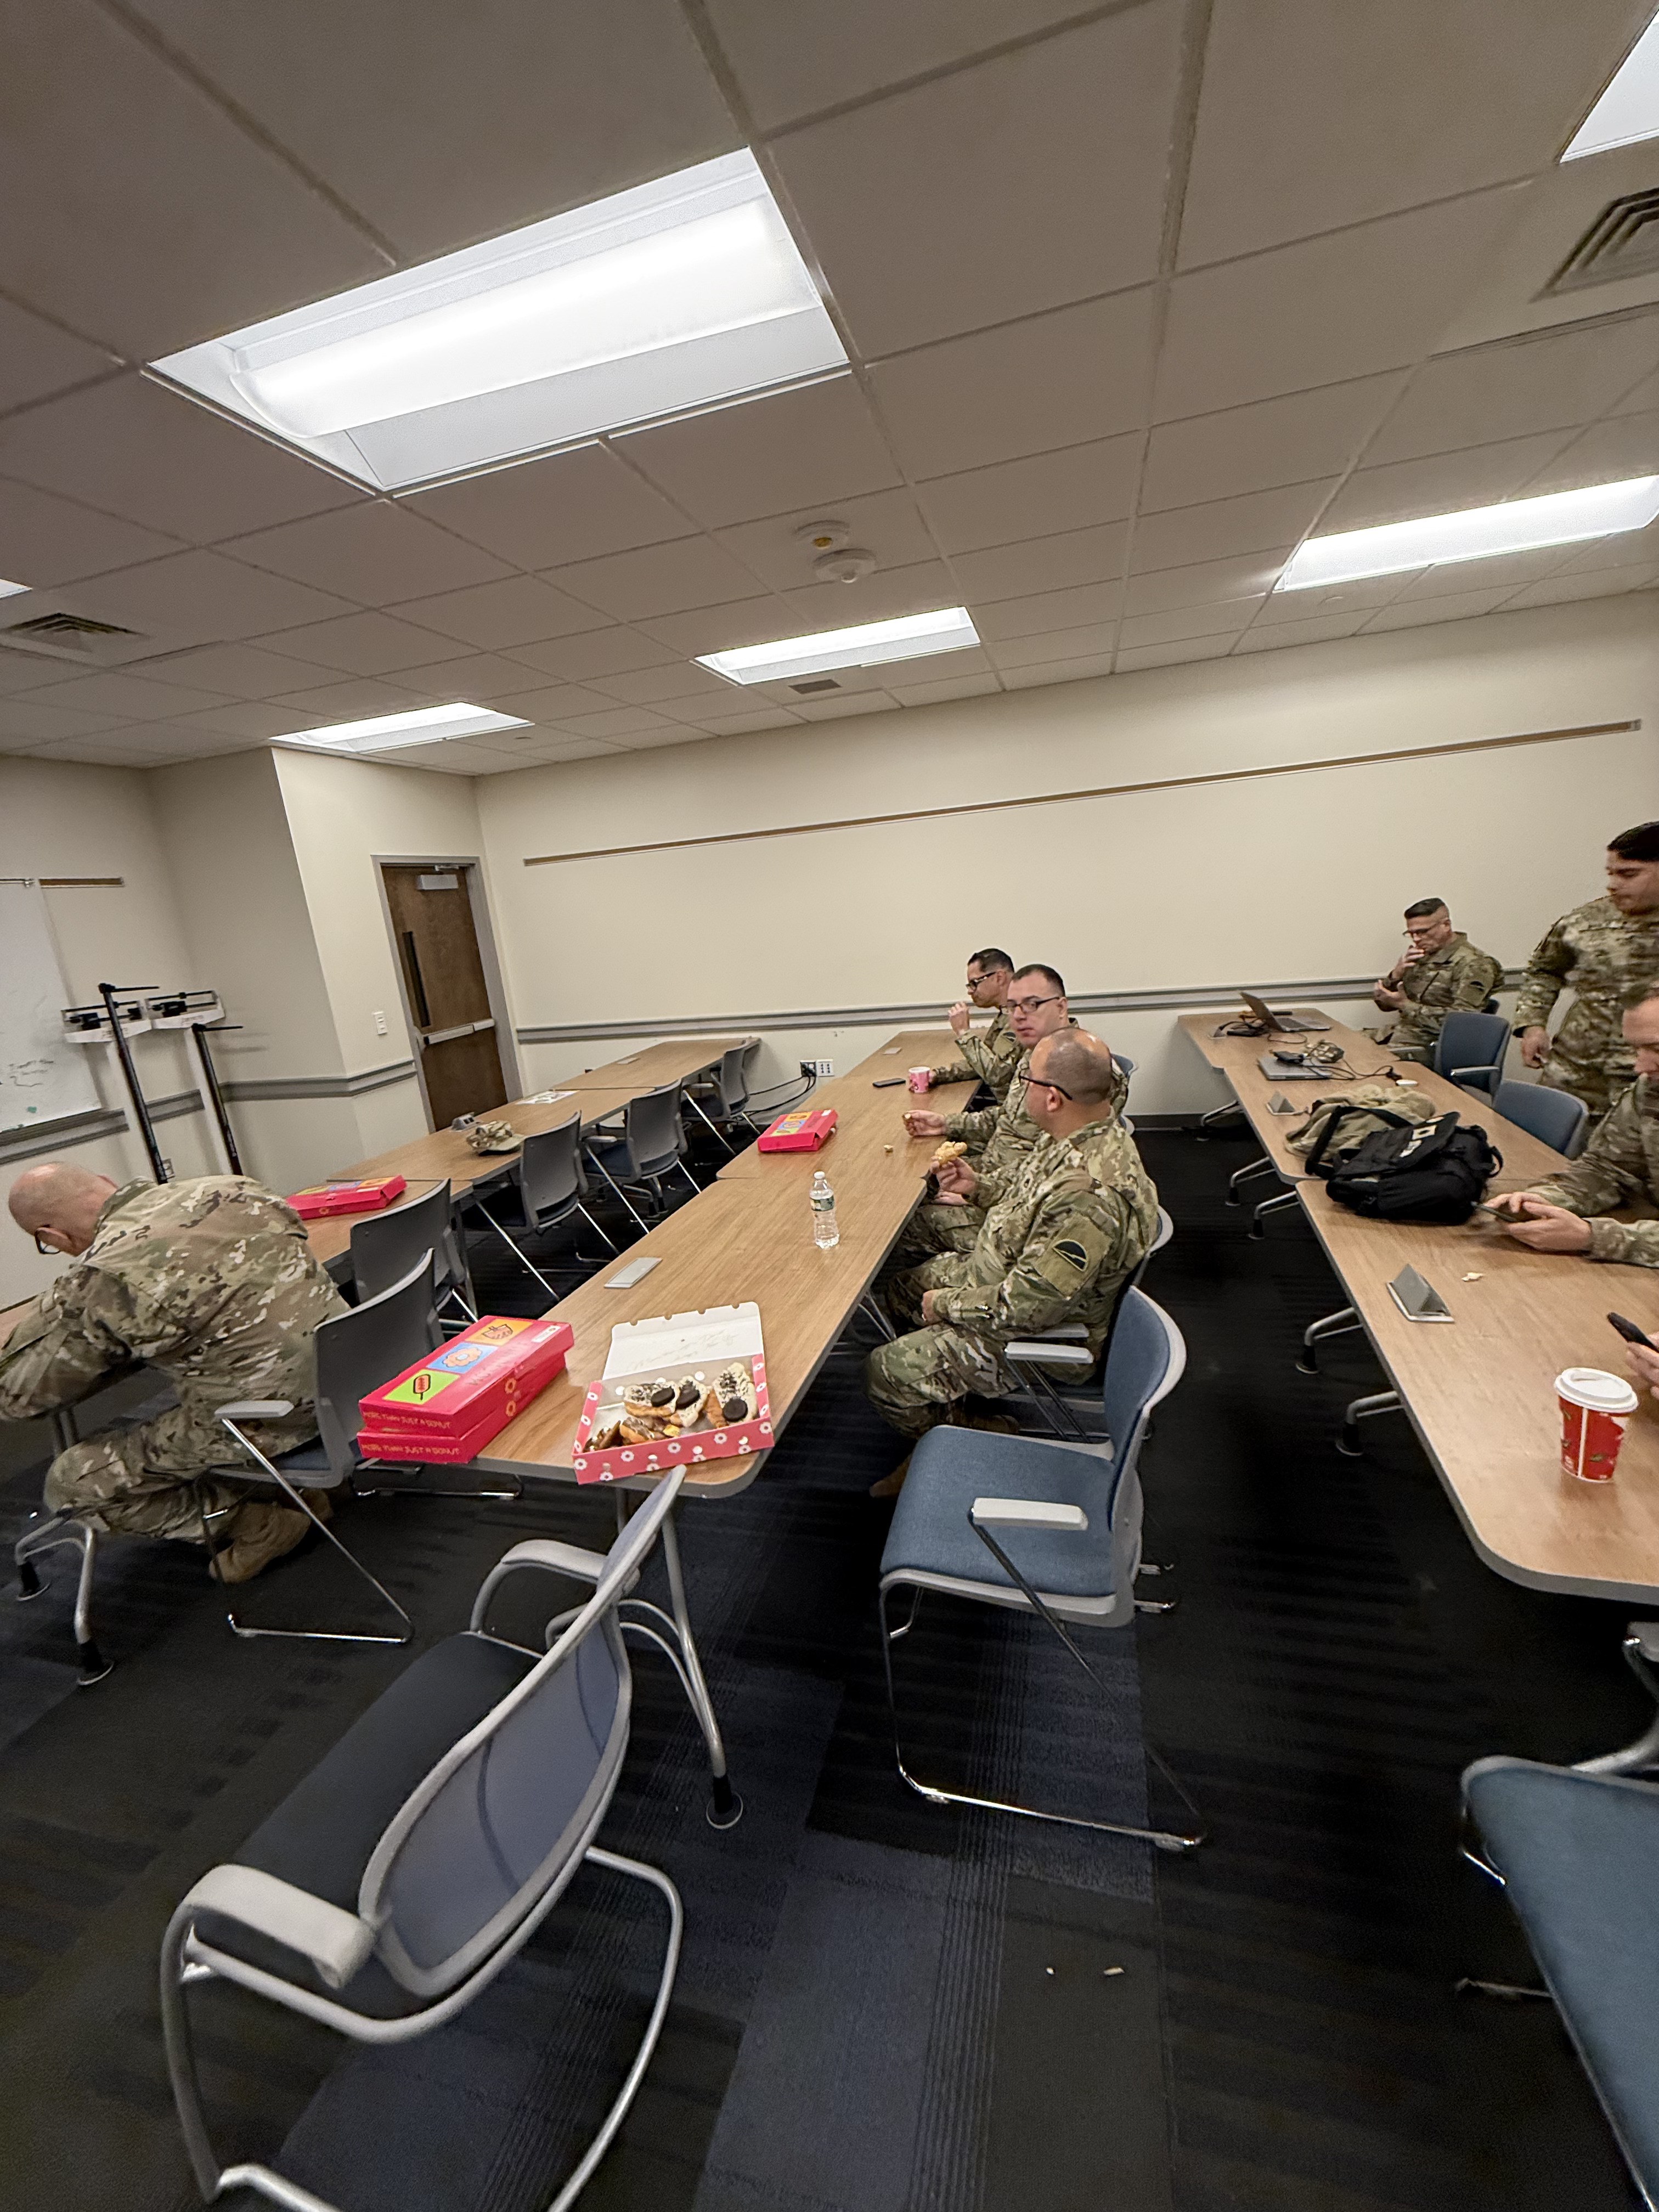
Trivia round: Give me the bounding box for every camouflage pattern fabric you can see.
[0,1176,346,1541]
[1515,897,1659,1120]
[1375,932,1504,1057]
[1522,1076,1659,1267]
[928,1005,1021,1097]
[866,1111,1158,1439]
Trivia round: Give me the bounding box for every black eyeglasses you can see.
[1025,1074,1072,1098]
[1007,993,1062,1015]
[32,1234,57,1256]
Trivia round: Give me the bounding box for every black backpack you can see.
[1306,1108,1500,1223]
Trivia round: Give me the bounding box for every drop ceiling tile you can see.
[1115,635,1237,672]
[870,289,1157,479]
[0,3,383,358]
[917,436,1143,555]
[1361,586,1517,631]
[55,547,356,647]
[0,376,363,543]
[1389,547,1563,600]
[393,653,554,702]
[407,447,693,574]
[1130,484,1333,573]
[1316,434,1577,533]
[387,574,608,651]
[0,474,183,588]
[485,682,626,724]
[270,677,427,720]
[26,731,201,764]
[500,735,622,763]
[1001,652,1116,690]
[973,583,1124,640]
[592,722,708,749]
[989,620,1120,668]
[126,0,737,261]
[229,503,514,606]
[547,535,765,623]
[789,690,900,721]
[344,737,497,772]
[663,707,802,736]
[586,662,737,707]
[634,597,797,657]
[262,608,472,678]
[1503,571,1659,610]
[506,628,681,681]
[714,488,936,590]
[1142,375,1406,513]
[0,696,123,742]
[1521,410,1659,497]
[178,699,328,740]
[770,8,1182,356]
[1233,611,1369,652]
[10,669,230,719]
[1118,598,1265,648]
[619,378,900,530]
[748,661,897,703]
[952,524,1128,604]
[888,672,1004,707]
[1365,319,1659,466]
[138,641,337,697]
[779,560,958,630]
[1155,191,1527,423]
[706,0,1089,129]
[1612,363,1659,416]
[1177,0,1639,266]
[1125,552,1292,615]
[1252,574,1412,623]
[0,300,115,417]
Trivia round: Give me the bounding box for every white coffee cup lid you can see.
[1556,1366,1639,1415]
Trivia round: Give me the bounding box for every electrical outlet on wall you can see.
[374,1010,388,1036]
[800,1058,834,1077]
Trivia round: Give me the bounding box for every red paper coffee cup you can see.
[1555,1366,1639,1482]
[907,1066,932,1094]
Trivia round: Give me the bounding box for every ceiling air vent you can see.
[790,677,841,695]
[1543,189,1659,296]
[0,611,144,665]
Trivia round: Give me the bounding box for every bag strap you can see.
[1302,1103,1412,1177]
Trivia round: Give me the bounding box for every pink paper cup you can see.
[1556,1367,1639,1482]
[907,1066,932,1094]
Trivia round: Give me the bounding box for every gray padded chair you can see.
[162,1469,689,2212]
[465,1117,616,1300]
[878,1289,1202,1852]
[1435,1008,1510,1096]
[349,1178,475,1329]
[686,1045,760,1155]
[1492,1077,1590,1160]
[584,1083,698,1232]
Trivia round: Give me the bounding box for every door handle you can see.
[422,1019,495,1047]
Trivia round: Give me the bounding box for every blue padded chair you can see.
[1492,1077,1589,1160]
[161,1470,690,2212]
[1435,1008,1510,1096]
[878,1289,1203,1852]
[584,1083,698,1233]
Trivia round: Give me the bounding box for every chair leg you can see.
[578,1203,618,1254]
[1337,1390,1401,1456]
[587,1153,652,1235]
[1248,1187,1299,1239]
[1226,1154,1277,1203]
[1195,1101,1243,1139]
[1296,1305,1362,1374]
[878,1577,1204,1852]
[14,1512,111,1684]
[675,1158,702,1197]
[471,1200,562,1302]
[216,1423,413,1647]
[686,1093,736,1156]
[857,1291,897,1342]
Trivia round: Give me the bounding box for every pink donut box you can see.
[572,1355,772,1484]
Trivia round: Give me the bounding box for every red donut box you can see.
[287,1174,408,1220]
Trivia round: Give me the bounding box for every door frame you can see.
[373,854,521,1131]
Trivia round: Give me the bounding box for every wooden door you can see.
[381,865,507,1128]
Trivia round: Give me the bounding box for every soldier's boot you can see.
[210,1494,329,1585]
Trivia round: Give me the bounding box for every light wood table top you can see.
[303,1085,642,1267]
[558,1036,754,1092]
[1176,1011,1568,1189]
[1298,1182,1659,1602]
[718,1056,977,1183]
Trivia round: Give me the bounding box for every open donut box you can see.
[573,1301,770,1485]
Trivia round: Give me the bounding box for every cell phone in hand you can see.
[1609,1311,1654,1347]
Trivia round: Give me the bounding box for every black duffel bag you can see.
[1307,1109,1500,1223]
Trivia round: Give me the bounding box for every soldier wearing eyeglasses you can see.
[923,945,1022,1099]
[1369,898,1502,1064]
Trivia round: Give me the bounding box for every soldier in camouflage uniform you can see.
[926,946,1022,1098]
[1514,823,1659,1122]
[1488,987,1659,1268]
[1370,898,1503,1063]
[1,1166,346,1578]
[866,1031,1158,1476]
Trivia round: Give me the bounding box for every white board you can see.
[0,879,100,1134]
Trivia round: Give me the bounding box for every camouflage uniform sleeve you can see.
[932,1183,1131,1336]
[0,1268,139,1419]
[1524,1087,1659,1265]
[1452,946,1504,1012]
[943,1103,1002,1145]
[1513,916,1574,1031]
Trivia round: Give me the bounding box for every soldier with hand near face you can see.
[1370,897,1502,1063]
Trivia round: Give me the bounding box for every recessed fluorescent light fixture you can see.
[275,703,529,755]
[149,151,847,492]
[698,607,981,686]
[1274,476,1659,590]
[0,578,27,597]
[1563,8,1659,159]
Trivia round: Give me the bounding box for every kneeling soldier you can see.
[866,1030,1157,1493]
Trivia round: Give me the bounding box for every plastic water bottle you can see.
[811,1170,839,1248]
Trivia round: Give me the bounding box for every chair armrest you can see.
[1005,1342,1094,1366]
[1449,1062,1502,1085]
[469,1538,637,1630]
[1627,1620,1659,1668]
[1025,1322,1088,1340]
[971,1497,1088,1533]
[216,1400,295,1422]
[183,1864,376,1991]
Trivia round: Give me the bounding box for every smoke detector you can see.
[812,547,877,584]
[793,518,850,552]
